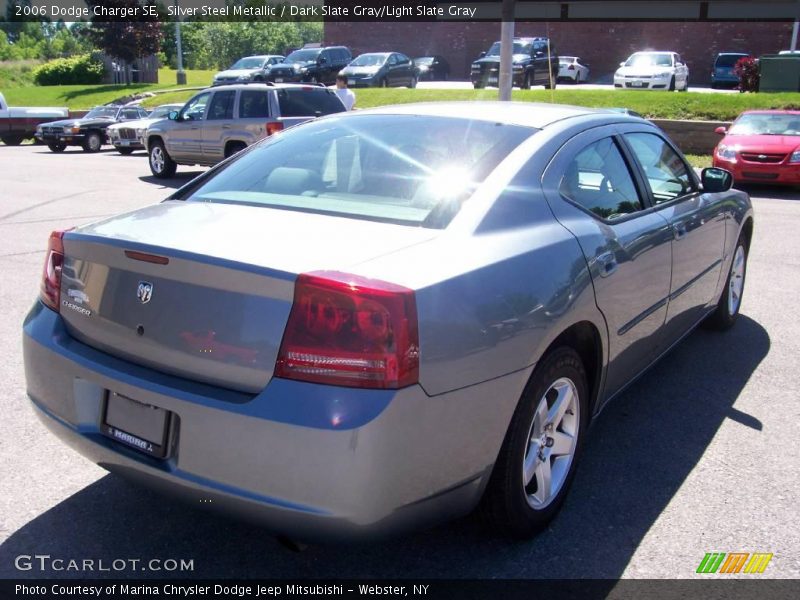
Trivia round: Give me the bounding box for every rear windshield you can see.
[286,49,321,63]
[184,114,534,228]
[715,54,748,67]
[277,89,347,117]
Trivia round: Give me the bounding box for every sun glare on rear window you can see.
[184,114,535,229]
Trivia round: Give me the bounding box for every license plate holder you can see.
[275,77,284,83]
[631,81,646,87]
[103,392,171,458]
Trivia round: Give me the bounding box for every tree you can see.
[84,0,163,83]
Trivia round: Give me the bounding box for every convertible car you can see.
[24,102,752,541]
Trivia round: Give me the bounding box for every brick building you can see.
[324,21,793,84]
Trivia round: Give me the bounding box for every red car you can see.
[713,109,800,186]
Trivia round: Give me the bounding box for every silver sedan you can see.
[23,102,753,541]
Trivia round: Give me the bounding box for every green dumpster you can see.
[759,55,800,92]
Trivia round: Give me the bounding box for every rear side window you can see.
[239,90,270,119]
[716,54,747,67]
[207,90,236,120]
[624,133,695,203]
[277,89,347,117]
[560,137,643,220]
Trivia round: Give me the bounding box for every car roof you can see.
[357,52,392,58]
[717,52,749,56]
[350,101,618,129]
[206,83,332,92]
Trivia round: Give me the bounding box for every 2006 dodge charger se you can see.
[23,102,753,541]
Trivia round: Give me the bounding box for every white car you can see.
[557,56,590,83]
[106,103,185,155]
[614,51,689,91]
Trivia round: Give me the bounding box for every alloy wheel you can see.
[150,146,164,173]
[728,245,746,315]
[522,377,580,509]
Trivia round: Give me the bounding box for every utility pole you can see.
[174,0,186,85]
[498,0,515,101]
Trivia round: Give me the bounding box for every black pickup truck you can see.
[36,104,149,153]
[471,37,559,90]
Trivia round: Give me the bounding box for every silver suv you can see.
[145,83,346,178]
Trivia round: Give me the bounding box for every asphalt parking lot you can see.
[0,144,798,579]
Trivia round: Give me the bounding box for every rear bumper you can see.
[23,302,528,540]
[714,156,800,185]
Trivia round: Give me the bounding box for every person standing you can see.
[335,75,356,111]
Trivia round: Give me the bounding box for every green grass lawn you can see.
[0,59,40,88]
[684,154,713,169]
[4,71,800,120]
[352,88,800,121]
[1,68,214,110]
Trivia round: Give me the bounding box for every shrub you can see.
[734,57,760,93]
[32,54,105,86]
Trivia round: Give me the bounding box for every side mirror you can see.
[318,56,327,65]
[479,51,486,58]
[168,111,179,120]
[534,51,545,58]
[620,62,626,67]
[701,167,733,193]
[714,126,727,135]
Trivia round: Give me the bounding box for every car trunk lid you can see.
[59,200,437,393]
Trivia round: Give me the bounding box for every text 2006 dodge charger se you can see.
[23,103,753,541]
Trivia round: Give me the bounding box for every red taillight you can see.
[40,230,66,312]
[275,271,420,389]
[266,121,284,136]
[568,64,575,70]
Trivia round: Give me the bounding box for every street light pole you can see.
[174,0,186,85]
[499,0,515,101]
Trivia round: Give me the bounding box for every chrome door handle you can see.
[673,223,687,240]
[597,252,618,277]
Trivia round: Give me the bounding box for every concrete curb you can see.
[651,118,730,155]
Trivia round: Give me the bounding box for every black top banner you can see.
[1,0,799,23]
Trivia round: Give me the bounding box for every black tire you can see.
[380,78,388,88]
[679,79,689,92]
[473,82,484,89]
[47,142,66,153]
[704,233,748,331]
[82,131,102,153]
[1,135,25,146]
[409,75,418,89]
[521,72,531,90]
[148,139,177,178]
[669,76,676,91]
[224,142,247,159]
[481,347,589,539]
[116,147,135,155]
[544,77,556,90]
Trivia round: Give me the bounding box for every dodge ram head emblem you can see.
[137,281,153,304]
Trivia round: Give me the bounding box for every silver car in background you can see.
[106,103,185,155]
[24,103,753,541]
[145,83,346,178]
